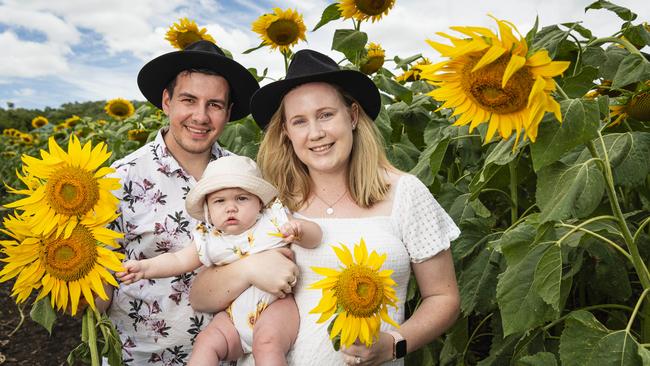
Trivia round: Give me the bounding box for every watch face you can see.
[395,339,407,358]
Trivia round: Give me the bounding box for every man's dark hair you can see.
[165,68,231,104]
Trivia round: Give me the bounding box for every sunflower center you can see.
[267,19,299,45]
[461,54,534,114]
[45,165,99,216]
[336,265,384,317]
[41,226,98,281]
[109,103,130,117]
[355,0,392,15]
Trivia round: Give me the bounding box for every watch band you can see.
[386,330,405,360]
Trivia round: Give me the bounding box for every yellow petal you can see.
[502,55,526,88]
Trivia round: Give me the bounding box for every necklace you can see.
[312,190,348,215]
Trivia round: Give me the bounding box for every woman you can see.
[190,49,460,365]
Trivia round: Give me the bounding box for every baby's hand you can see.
[115,260,146,285]
[280,220,303,243]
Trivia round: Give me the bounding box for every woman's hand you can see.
[340,333,393,366]
[243,247,299,298]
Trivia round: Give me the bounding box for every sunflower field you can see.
[1,0,650,365]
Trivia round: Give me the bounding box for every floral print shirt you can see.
[108,128,229,365]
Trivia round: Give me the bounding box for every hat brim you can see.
[138,50,259,121]
[250,69,380,128]
[185,174,278,221]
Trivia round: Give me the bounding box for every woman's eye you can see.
[319,112,333,119]
[291,119,306,126]
[237,196,249,201]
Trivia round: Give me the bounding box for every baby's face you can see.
[206,187,262,235]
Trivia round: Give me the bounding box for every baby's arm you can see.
[116,243,202,284]
[279,215,322,249]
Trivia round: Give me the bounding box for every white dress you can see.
[238,174,460,365]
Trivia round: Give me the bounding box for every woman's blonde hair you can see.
[257,83,393,212]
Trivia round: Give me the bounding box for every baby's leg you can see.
[188,311,243,365]
[252,295,299,366]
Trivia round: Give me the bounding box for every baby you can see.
[116,155,321,365]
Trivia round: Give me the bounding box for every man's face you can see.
[162,72,232,156]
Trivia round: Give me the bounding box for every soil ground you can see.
[0,282,81,365]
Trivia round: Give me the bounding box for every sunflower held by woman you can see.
[4,136,121,238]
[309,238,399,348]
[165,17,216,50]
[252,8,306,53]
[419,16,570,145]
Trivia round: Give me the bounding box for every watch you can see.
[386,330,407,360]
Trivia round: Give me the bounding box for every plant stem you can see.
[508,160,518,225]
[626,289,650,334]
[282,51,289,74]
[462,313,492,364]
[587,36,642,56]
[85,308,100,366]
[542,304,635,331]
[557,223,631,262]
[556,215,618,245]
[8,303,26,337]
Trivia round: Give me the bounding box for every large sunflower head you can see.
[4,136,121,238]
[31,116,49,128]
[0,214,124,315]
[252,8,306,53]
[395,58,432,83]
[309,238,399,348]
[165,17,216,50]
[105,98,135,120]
[419,16,570,145]
[127,128,149,144]
[338,0,395,23]
[360,42,385,75]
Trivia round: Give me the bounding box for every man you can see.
[105,40,259,365]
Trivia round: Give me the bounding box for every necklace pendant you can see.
[326,207,334,215]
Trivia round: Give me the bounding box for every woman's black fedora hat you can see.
[137,40,259,121]
[250,49,380,128]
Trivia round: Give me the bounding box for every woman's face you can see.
[283,82,357,176]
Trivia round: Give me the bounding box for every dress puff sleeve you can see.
[394,174,460,263]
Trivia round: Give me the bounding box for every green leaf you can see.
[312,3,341,31]
[242,41,266,54]
[375,74,413,104]
[611,53,650,89]
[497,222,537,267]
[532,25,570,57]
[560,310,646,366]
[247,67,268,82]
[561,22,594,40]
[597,46,629,80]
[497,243,557,336]
[468,163,503,201]
[331,29,367,63]
[386,134,420,171]
[393,54,423,69]
[439,318,469,365]
[536,160,605,222]
[516,352,558,366]
[559,66,598,98]
[452,217,494,260]
[409,138,449,186]
[585,0,637,21]
[30,297,57,334]
[459,248,500,314]
[484,137,522,166]
[591,132,650,187]
[531,98,600,171]
[585,240,632,301]
[532,244,562,310]
[525,16,539,46]
[622,24,650,49]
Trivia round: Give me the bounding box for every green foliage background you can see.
[1,1,650,365]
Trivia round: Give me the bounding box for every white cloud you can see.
[14,88,35,97]
[0,4,80,44]
[0,32,70,78]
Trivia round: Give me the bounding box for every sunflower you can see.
[165,17,216,50]
[419,16,571,145]
[105,98,135,120]
[309,239,399,348]
[395,58,432,82]
[360,42,385,75]
[3,128,21,137]
[53,123,66,132]
[31,116,49,128]
[19,133,33,144]
[127,129,149,143]
[64,115,81,128]
[252,8,306,53]
[4,136,121,239]
[338,0,395,23]
[0,213,124,315]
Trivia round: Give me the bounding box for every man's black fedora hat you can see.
[137,40,259,121]
[250,49,380,128]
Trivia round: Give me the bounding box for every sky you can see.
[0,0,647,110]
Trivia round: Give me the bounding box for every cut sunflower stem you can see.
[85,308,100,366]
